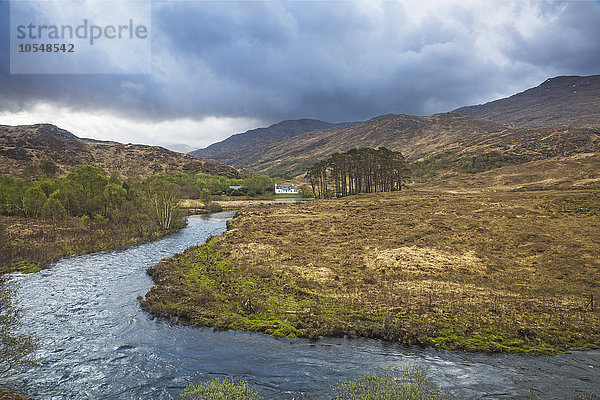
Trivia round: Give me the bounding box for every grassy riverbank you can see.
[141,189,600,354]
[180,198,311,212]
[0,215,183,275]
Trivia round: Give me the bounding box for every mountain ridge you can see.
[0,124,240,178]
[189,118,356,165]
[185,75,600,180]
[220,112,598,177]
[453,75,600,128]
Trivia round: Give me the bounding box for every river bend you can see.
[2,212,599,399]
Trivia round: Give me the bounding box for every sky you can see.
[1,0,599,151]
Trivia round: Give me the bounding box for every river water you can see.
[2,212,599,399]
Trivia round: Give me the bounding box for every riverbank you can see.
[0,215,184,275]
[141,189,600,354]
[179,198,312,213]
[0,387,33,400]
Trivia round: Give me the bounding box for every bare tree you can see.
[146,180,179,230]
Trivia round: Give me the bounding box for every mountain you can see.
[199,112,598,178]
[189,119,355,166]
[453,75,600,129]
[0,124,240,178]
[183,75,600,181]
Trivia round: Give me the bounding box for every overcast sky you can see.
[1,0,599,151]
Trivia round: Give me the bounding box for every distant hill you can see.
[189,119,355,166]
[453,75,600,129]
[0,124,240,178]
[184,75,600,182]
[203,112,598,178]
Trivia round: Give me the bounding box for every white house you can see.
[275,184,299,194]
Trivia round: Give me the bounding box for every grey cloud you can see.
[0,0,599,130]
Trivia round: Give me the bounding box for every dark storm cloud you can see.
[1,0,599,131]
[500,1,600,74]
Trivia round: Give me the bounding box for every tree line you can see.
[305,147,411,199]
[0,163,185,231]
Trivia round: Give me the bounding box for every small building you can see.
[228,185,243,190]
[275,184,298,194]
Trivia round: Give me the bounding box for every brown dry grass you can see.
[179,198,309,212]
[0,216,176,274]
[143,189,600,353]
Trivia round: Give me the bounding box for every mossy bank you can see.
[141,189,600,354]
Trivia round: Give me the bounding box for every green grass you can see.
[332,365,449,400]
[180,365,449,400]
[180,378,263,400]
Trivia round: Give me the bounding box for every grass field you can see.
[142,189,600,354]
[179,198,311,212]
[0,216,182,275]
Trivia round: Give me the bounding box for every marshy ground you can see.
[142,189,600,354]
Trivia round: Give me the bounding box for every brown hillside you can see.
[223,113,599,178]
[420,153,600,192]
[189,119,355,165]
[453,75,600,129]
[0,124,240,178]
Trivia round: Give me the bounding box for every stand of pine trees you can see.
[305,147,411,199]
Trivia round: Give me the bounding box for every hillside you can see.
[189,119,354,166]
[453,75,600,129]
[0,124,240,178]
[183,75,600,182]
[208,113,599,178]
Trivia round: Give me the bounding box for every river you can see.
[2,212,599,399]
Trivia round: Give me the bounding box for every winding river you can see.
[2,212,599,399]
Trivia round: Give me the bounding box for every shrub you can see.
[199,188,212,206]
[180,377,263,400]
[41,198,67,224]
[207,202,223,213]
[23,186,47,218]
[332,364,449,400]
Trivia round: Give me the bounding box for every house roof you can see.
[275,184,297,189]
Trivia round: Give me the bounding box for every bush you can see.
[207,202,223,213]
[23,186,47,218]
[41,198,67,224]
[332,364,449,400]
[180,378,263,400]
[199,188,212,206]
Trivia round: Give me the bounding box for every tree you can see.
[306,148,411,198]
[146,180,179,230]
[65,165,109,216]
[39,160,58,177]
[298,185,314,198]
[37,178,59,197]
[0,176,24,214]
[56,180,85,217]
[199,188,212,206]
[22,186,47,217]
[42,197,67,224]
[65,165,108,199]
[244,174,274,196]
[103,183,127,210]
